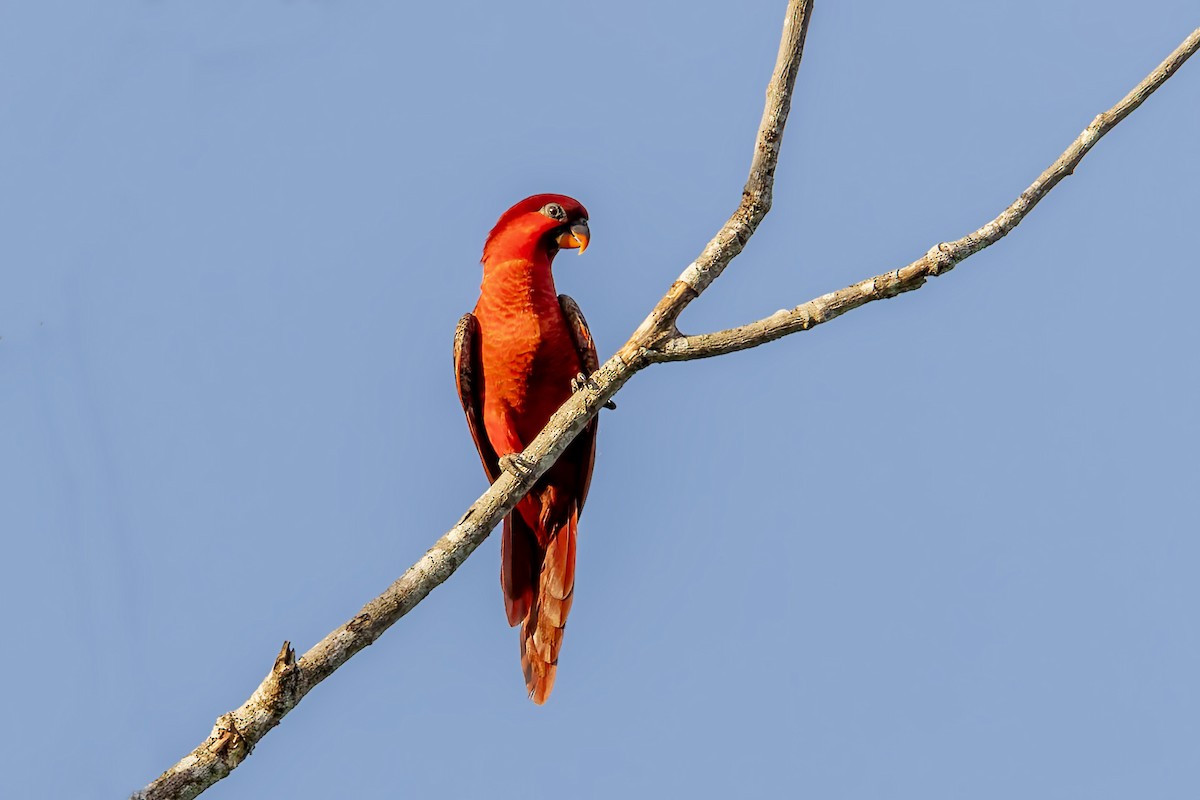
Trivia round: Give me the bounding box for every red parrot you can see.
[454,194,600,704]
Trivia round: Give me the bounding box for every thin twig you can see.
[618,0,814,361]
[654,26,1200,363]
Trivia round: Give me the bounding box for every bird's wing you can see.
[453,312,501,484]
[557,294,599,513]
[456,313,534,627]
[558,293,601,377]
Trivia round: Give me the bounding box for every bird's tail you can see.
[519,513,577,704]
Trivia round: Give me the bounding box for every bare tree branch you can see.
[134,9,1200,800]
[133,3,814,799]
[653,26,1200,363]
[619,0,813,360]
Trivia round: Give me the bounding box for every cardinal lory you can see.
[454,194,601,704]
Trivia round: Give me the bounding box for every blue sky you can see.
[2,2,1199,798]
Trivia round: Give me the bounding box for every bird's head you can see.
[482,193,590,266]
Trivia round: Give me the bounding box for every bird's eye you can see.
[541,203,567,221]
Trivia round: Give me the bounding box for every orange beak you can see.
[556,220,590,254]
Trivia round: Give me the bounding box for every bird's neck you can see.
[480,246,559,304]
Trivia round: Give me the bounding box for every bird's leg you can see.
[571,371,617,411]
[499,453,537,479]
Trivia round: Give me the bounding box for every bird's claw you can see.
[571,372,599,394]
[571,372,617,411]
[499,453,536,479]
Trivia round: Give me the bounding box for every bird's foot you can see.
[571,372,598,393]
[571,372,617,411]
[499,453,537,479]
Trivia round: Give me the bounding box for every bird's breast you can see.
[474,262,580,434]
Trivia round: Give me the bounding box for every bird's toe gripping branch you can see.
[498,453,537,479]
[571,371,617,411]
[570,371,597,394]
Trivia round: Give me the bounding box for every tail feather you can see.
[501,515,535,627]
[519,514,577,704]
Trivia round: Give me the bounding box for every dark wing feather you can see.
[456,313,533,625]
[557,294,600,513]
[453,313,500,484]
[501,513,537,626]
[558,294,601,376]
